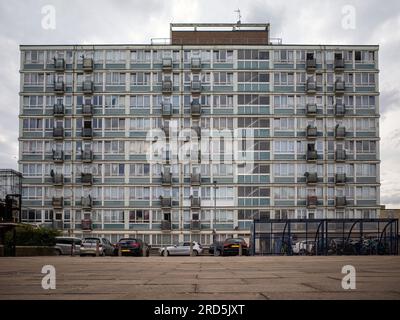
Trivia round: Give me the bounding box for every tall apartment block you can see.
[18,23,380,246]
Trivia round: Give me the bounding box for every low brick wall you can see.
[0,246,57,257]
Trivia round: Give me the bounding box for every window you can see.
[104,163,125,177]
[24,50,44,64]
[129,210,150,223]
[274,187,295,200]
[131,72,150,85]
[104,140,125,154]
[356,118,376,131]
[129,187,150,200]
[274,140,295,154]
[212,164,233,176]
[213,72,233,85]
[106,50,126,63]
[274,50,294,62]
[355,96,375,109]
[356,164,376,177]
[355,50,374,63]
[214,210,234,222]
[129,118,151,130]
[129,141,149,154]
[213,95,233,108]
[356,140,376,153]
[22,164,42,176]
[103,188,124,201]
[104,118,125,131]
[238,72,269,83]
[213,50,233,63]
[238,186,270,198]
[238,50,269,60]
[274,72,294,86]
[355,73,375,86]
[130,50,151,63]
[22,118,42,131]
[105,95,125,109]
[22,141,43,154]
[274,95,295,109]
[103,210,124,223]
[274,118,295,130]
[130,95,150,109]
[356,187,376,200]
[129,163,150,176]
[22,186,42,200]
[274,163,295,177]
[24,73,44,85]
[106,72,125,85]
[238,94,269,106]
[238,118,269,128]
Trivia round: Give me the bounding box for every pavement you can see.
[0,255,399,300]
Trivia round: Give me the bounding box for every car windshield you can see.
[225,238,243,244]
[119,239,137,244]
[83,238,99,243]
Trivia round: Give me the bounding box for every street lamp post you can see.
[213,180,217,255]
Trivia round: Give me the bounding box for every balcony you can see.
[191,80,201,94]
[81,150,93,162]
[82,127,93,139]
[53,103,64,116]
[307,196,318,208]
[52,150,64,163]
[161,220,172,231]
[190,173,201,186]
[81,196,92,209]
[54,81,65,94]
[160,196,172,208]
[334,58,345,71]
[82,58,93,71]
[53,127,64,139]
[306,80,316,94]
[190,220,201,231]
[191,58,201,71]
[81,173,93,185]
[162,58,172,71]
[305,172,318,184]
[335,149,346,162]
[82,80,94,94]
[82,103,93,116]
[81,219,92,231]
[162,80,173,94]
[52,197,64,208]
[335,103,346,117]
[54,58,65,72]
[306,103,317,116]
[161,171,172,186]
[335,125,346,139]
[190,100,201,117]
[190,196,201,208]
[52,173,64,186]
[306,58,316,72]
[306,125,317,139]
[335,173,346,185]
[162,125,170,139]
[306,150,318,161]
[335,81,345,94]
[162,102,172,117]
[335,196,347,208]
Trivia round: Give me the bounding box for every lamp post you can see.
[213,180,217,249]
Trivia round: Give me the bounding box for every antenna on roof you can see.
[234,8,242,25]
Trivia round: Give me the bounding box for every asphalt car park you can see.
[0,256,399,300]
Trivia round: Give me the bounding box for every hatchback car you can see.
[213,238,249,256]
[54,237,82,255]
[114,238,150,256]
[159,241,203,256]
[80,237,114,256]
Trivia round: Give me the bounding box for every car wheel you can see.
[215,250,221,256]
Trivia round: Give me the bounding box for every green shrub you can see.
[4,224,60,247]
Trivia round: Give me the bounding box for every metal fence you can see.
[251,219,399,256]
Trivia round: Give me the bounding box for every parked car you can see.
[208,241,224,255]
[114,238,150,256]
[54,237,81,255]
[212,238,249,256]
[80,237,114,256]
[159,241,203,256]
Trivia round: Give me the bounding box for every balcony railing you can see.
[191,81,201,93]
[190,220,201,231]
[162,58,172,71]
[190,101,201,117]
[52,197,64,208]
[335,80,345,93]
[81,150,93,162]
[52,150,64,162]
[335,125,346,139]
[54,81,65,94]
[335,196,347,207]
[52,173,64,186]
[81,196,92,208]
[306,58,316,71]
[162,80,172,93]
[306,80,316,93]
[335,173,346,185]
[161,220,172,231]
[82,103,93,116]
[53,127,64,139]
[306,150,318,161]
[54,58,65,71]
[191,173,201,186]
[82,58,93,71]
[160,196,172,208]
[82,80,94,94]
[53,103,64,116]
[335,103,346,116]
[306,103,317,116]
[335,149,346,162]
[306,125,317,139]
[307,196,318,208]
[162,102,172,117]
[190,196,201,208]
[191,58,201,71]
[161,172,172,185]
[81,173,93,185]
[305,172,318,184]
[81,219,92,231]
[334,58,345,70]
[82,127,93,139]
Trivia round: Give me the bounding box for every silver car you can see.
[80,237,114,256]
[159,241,203,256]
[54,237,82,255]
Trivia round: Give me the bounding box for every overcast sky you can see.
[0,0,399,207]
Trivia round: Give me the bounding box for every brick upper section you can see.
[171,30,269,45]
